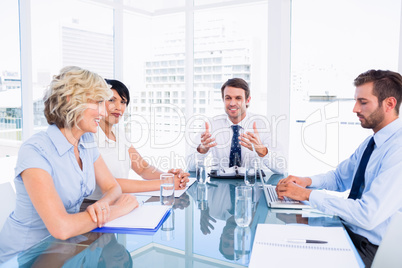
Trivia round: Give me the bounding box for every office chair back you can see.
[0,182,16,230]
[371,211,402,268]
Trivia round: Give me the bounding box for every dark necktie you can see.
[348,137,375,200]
[229,125,241,167]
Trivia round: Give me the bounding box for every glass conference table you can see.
[4,173,348,268]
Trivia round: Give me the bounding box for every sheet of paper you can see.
[104,205,170,229]
[134,177,196,197]
[134,195,151,205]
[249,224,361,268]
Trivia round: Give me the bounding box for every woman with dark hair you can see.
[86,79,189,202]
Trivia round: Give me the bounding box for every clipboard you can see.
[92,206,171,235]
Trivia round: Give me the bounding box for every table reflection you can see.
[2,173,345,268]
[187,179,264,263]
[17,233,132,268]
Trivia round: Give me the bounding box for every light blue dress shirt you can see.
[309,117,402,245]
[0,124,99,263]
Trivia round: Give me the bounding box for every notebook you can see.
[249,224,363,268]
[92,205,171,235]
[260,174,311,209]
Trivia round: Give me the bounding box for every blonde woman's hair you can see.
[44,66,112,129]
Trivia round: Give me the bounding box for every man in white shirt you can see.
[187,78,286,173]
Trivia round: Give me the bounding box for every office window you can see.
[194,3,268,117]
[289,0,401,174]
[124,9,185,159]
[0,0,21,157]
[30,0,113,134]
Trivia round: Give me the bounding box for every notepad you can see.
[92,205,171,235]
[249,224,363,268]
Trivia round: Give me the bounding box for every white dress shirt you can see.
[87,124,131,200]
[186,113,286,174]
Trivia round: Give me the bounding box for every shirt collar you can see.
[47,124,73,156]
[225,112,250,129]
[373,117,402,148]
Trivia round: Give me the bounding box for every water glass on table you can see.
[160,173,175,206]
[235,186,252,227]
[196,159,207,184]
[244,161,258,186]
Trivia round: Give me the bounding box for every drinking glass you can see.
[244,161,258,186]
[234,186,252,227]
[160,173,175,206]
[196,158,207,184]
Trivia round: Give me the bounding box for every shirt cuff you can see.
[308,190,326,211]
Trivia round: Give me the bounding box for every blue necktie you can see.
[348,137,375,200]
[229,125,241,167]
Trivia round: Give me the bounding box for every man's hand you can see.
[197,122,217,154]
[239,122,268,157]
[276,182,312,201]
[277,175,312,188]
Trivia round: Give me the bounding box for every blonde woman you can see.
[0,66,138,263]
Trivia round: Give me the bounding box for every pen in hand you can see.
[286,239,328,244]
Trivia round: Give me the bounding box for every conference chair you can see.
[371,211,402,268]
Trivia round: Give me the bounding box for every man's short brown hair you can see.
[354,69,402,115]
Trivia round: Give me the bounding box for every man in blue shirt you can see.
[276,69,402,267]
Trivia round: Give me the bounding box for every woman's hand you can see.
[168,168,190,189]
[112,194,139,216]
[86,201,110,228]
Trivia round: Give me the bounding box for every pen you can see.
[286,239,328,244]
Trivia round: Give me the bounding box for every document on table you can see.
[134,177,196,197]
[102,205,170,229]
[249,224,362,268]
